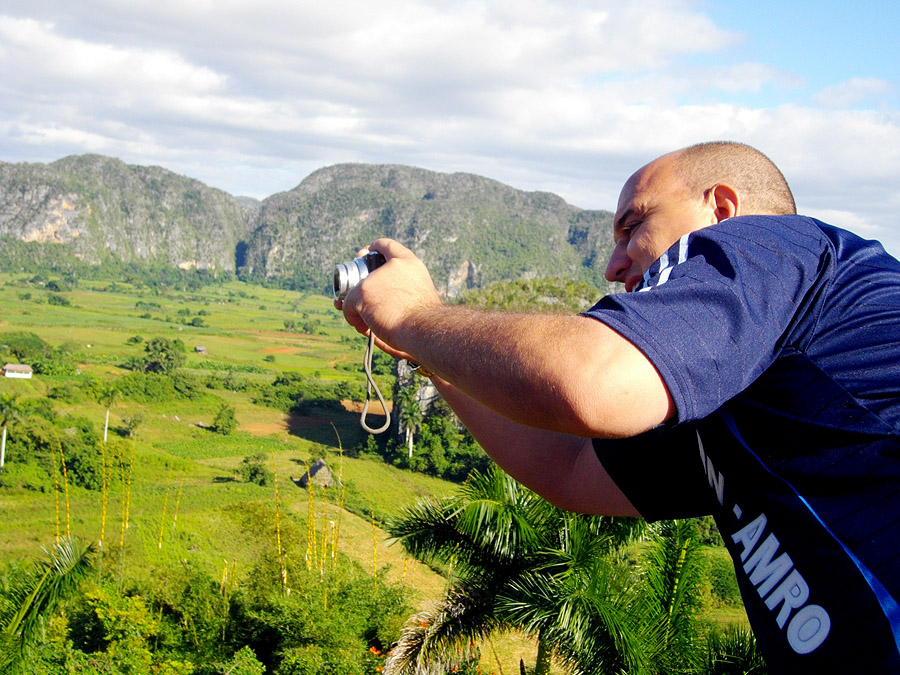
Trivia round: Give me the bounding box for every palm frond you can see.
[703,623,767,675]
[384,578,504,675]
[638,519,707,672]
[0,537,95,673]
[498,556,646,675]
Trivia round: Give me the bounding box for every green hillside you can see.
[0,156,616,297]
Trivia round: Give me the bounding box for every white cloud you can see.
[0,1,898,258]
[813,77,897,108]
[0,16,225,94]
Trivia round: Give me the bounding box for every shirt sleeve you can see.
[582,215,832,423]
[592,423,715,521]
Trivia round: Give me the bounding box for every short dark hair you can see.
[675,141,796,215]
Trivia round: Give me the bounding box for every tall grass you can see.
[53,432,71,540]
[157,465,172,552]
[274,466,286,594]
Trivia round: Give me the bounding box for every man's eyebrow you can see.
[615,207,636,231]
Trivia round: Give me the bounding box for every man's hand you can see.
[335,238,442,361]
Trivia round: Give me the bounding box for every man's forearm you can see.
[342,238,673,438]
[431,376,640,516]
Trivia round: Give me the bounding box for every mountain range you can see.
[0,155,616,296]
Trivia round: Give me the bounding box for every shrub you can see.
[0,331,51,360]
[117,372,179,402]
[706,547,742,607]
[0,412,102,490]
[212,404,238,435]
[48,381,86,403]
[31,356,78,376]
[218,647,265,675]
[48,293,71,306]
[0,461,53,492]
[238,453,272,486]
[143,337,187,374]
[170,371,206,400]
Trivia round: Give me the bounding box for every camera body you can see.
[333,251,386,300]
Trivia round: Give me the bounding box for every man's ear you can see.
[705,183,740,223]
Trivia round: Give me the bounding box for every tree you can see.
[640,518,707,673]
[385,466,654,675]
[120,413,144,439]
[95,383,120,444]
[142,337,186,375]
[0,393,22,473]
[238,453,272,486]
[212,403,238,435]
[396,384,423,459]
[385,467,713,675]
[0,537,95,673]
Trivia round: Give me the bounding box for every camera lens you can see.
[333,253,385,300]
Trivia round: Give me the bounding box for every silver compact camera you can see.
[333,251,386,300]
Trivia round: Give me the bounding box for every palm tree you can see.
[396,383,423,459]
[384,466,652,675]
[0,393,22,473]
[95,382,121,444]
[639,518,707,673]
[0,537,95,673]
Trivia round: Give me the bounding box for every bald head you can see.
[608,142,798,290]
[670,141,796,216]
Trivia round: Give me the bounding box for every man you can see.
[338,142,900,672]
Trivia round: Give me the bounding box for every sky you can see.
[1,0,899,255]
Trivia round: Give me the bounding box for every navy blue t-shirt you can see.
[583,215,900,673]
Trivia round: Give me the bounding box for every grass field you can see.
[0,273,557,673]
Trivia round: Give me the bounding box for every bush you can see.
[171,371,206,400]
[706,547,742,607]
[143,337,187,374]
[117,372,179,402]
[229,553,410,675]
[212,404,238,435]
[218,647,265,675]
[48,381,86,403]
[31,356,78,376]
[238,453,272,486]
[0,461,53,492]
[48,293,71,306]
[0,331,51,360]
[0,412,102,490]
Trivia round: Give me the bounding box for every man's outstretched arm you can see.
[431,375,642,516]
[340,238,674,439]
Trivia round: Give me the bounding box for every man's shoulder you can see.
[703,214,833,250]
[709,214,895,264]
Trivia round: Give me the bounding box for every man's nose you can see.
[605,244,630,283]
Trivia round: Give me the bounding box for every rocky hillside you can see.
[0,156,616,294]
[0,155,252,272]
[247,163,615,296]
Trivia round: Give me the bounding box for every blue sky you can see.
[705,2,899,106]
[1,0,898,255]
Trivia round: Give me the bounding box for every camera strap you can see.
[360,331,391,434]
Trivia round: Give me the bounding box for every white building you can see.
[2,364,33,379]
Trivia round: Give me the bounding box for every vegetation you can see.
[1,156,617,296]
[387,468,761,675]
[0,537,96,673]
